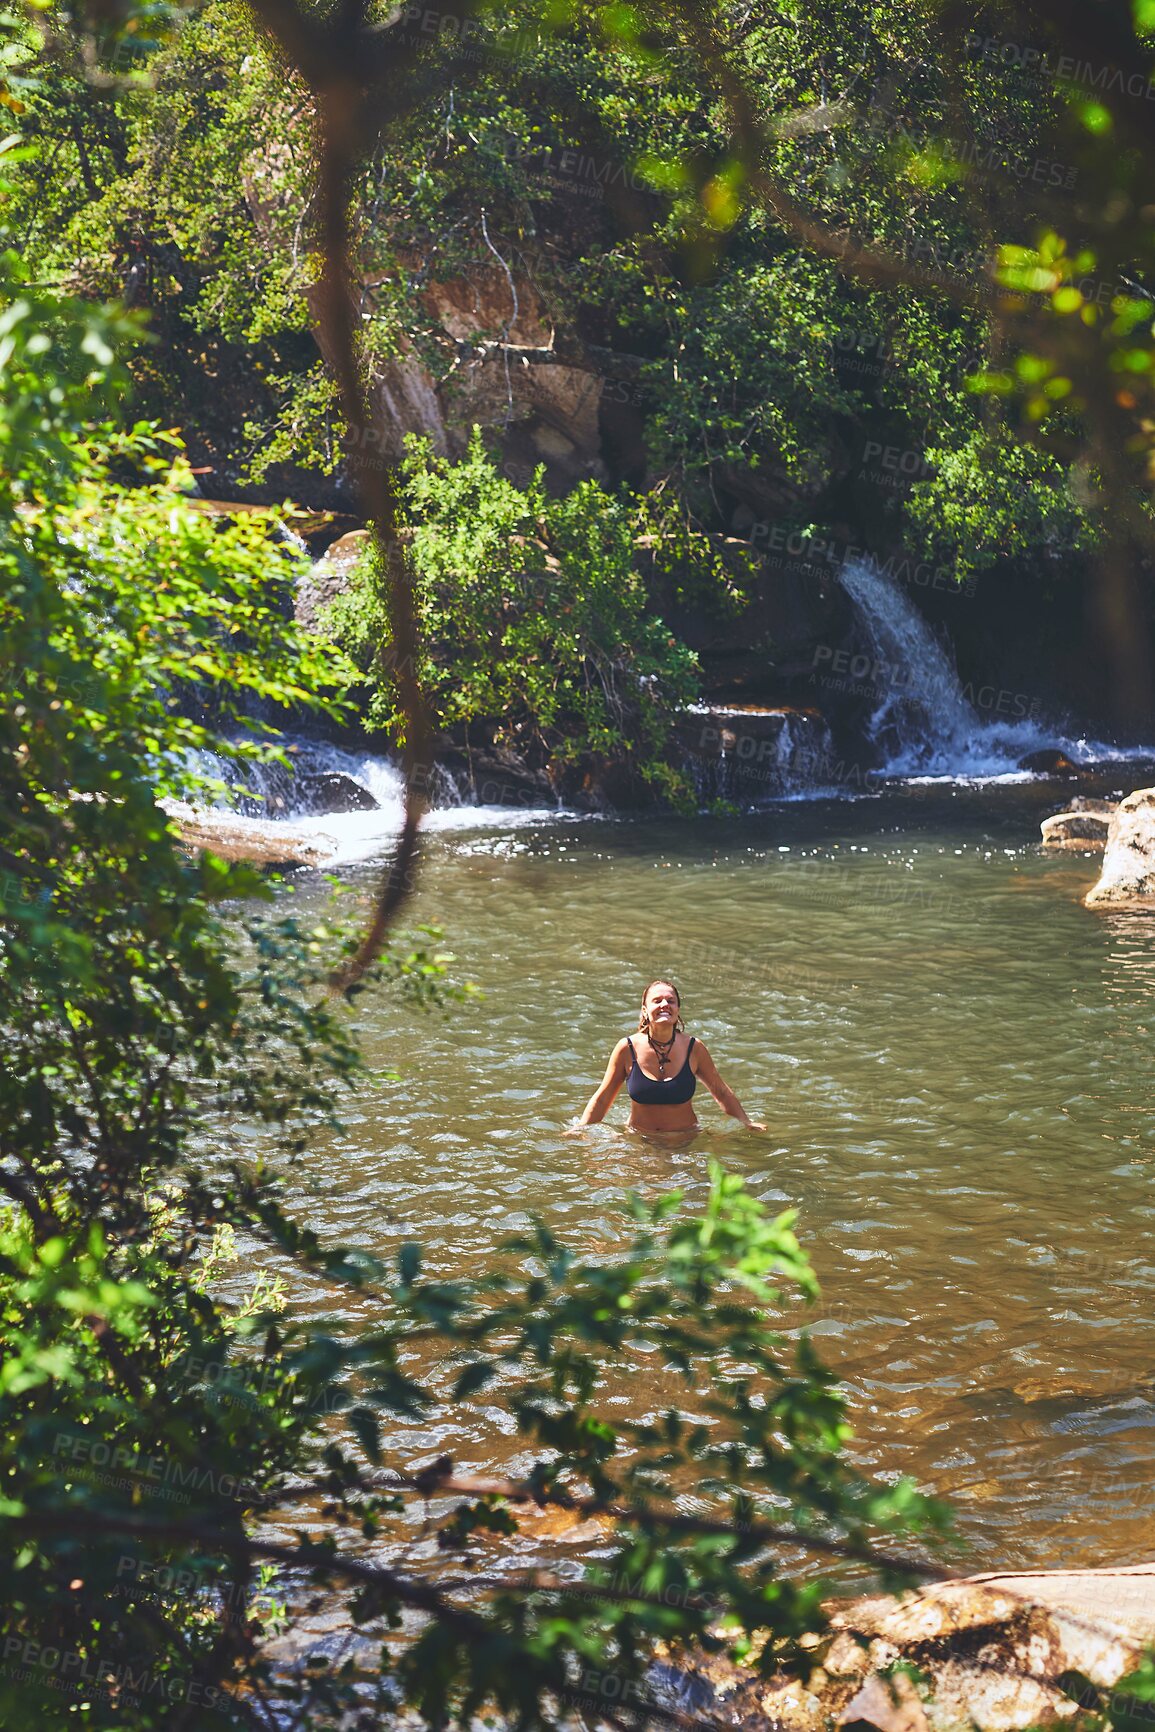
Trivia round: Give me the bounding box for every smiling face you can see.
[642,980,681,1031]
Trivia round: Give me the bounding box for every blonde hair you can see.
[638,979,684,1034]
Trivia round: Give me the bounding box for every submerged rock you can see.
[162,800,336,869]
[1085,787,1155,907]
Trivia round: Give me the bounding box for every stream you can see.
[230,776,1155,1579]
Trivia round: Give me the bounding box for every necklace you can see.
[647,1029,677,1074]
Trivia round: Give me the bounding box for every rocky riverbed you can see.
[668,1567,1155,1732]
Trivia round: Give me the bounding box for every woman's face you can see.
[645,983,680,1026]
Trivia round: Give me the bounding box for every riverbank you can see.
[670,1565,1155,1732]
[224,495,1152,812]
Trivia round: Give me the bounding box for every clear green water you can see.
[252,780,1155,1574]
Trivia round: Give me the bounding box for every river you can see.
[236,773,1155,1580]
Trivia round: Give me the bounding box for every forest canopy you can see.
[8,0,1128,578]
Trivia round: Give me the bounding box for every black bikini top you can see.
[625,1036,697,1105]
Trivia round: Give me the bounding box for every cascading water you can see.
[175,735,571,862]
[837,557,1062,777]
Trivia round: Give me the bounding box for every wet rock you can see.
[1040,803,1112,850]
[435,744,560,812]
[162,800,336,869]
[666,1568,1155,1732]
[760,1676,827,1731]
[1018,748,1083,776]
[674,706,835,804]
[294,772,378,815]
[1085,787,1155,908]
[825,1632,875,1680]
[186,498,359,554]
[829,1573,1155,1731]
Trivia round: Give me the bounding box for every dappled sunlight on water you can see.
[235,782,1155,1574]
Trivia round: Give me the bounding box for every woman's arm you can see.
[693,1042,766,1129]
[572,1039,630,1126]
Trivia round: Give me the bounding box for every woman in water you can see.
[573,980,765,1134]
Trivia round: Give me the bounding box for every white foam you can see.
[177,736,585,863]
[838,557,1155,781]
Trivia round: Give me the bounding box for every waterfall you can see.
[173,735,569,862]
[838,559,978,763]
[837,557,1054,776]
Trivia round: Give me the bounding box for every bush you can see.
[325,428,701,804]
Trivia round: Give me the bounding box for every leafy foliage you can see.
[5,0,1136,587]
[327,428,701,801]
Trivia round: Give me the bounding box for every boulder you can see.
[1085,787,1155,907]
[1018,748,1083,776]
[839,1671,930,1732]
[294,772,379,815]
[434,744,559,811]
[675,706,835,804]
[162,801,336,869]
[661,1565,1155,1732]
[1040,802,1112,851]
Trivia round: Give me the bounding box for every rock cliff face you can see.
[410,269,609,489]
[242,131,618,489]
